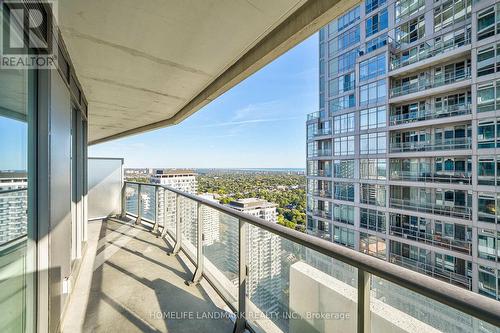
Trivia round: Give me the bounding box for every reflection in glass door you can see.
[0,62,36,332]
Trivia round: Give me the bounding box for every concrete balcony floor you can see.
[61,218,234,333]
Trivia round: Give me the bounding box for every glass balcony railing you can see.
[389,171,472,184]
[390,197,472,220]
[312,209,332,219]
[312,189,332,198]
[389,253,472,290]
[389,104,471,126]
[121,181,499,333]
[307,169,332,177]
[312,128,332,137]
[390,37,471,71]
[389,225,472,255]
[311,148,332,157]
[389,137,471,153]
[390,69,471,98]
[307,110,328,121]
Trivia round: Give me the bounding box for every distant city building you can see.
[227,198,282,314]
[198,193,220,247]
[151,169,198,238]
[0,172,28,244]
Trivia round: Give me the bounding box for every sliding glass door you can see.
[0,27,37,333]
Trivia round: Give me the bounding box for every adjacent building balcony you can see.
[312,189,333,198]
[389,197,472,220]
[389,253,471,290]
[389,104,471,126]
[307,169,333,178]
[309,148,332,158]
[307,110,328,121]
[389,138,472,153]
[389,170,472,185]
[390,69,471,99]
[389,34,471,72]
[312,208,332,219]
[389,225,472,255]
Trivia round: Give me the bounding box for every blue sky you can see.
[90,33,319,169]
[0,117,27,171]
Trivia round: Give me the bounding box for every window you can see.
[478,265,498,299]
[478,230,498,261]
[338,25,360,50]
[478,119,500,148]
[477,5,498,41]
[330,49,359,75]
[366,0,386,14]
[477,82,500,113]
[337,6,361,32]
[359,53,386,81]
[360,79,386,106]
[360,106,386,130]
[333,136,355,155]
[366,9,388,37]
[360,159,386,179]
[333,159,354,178]
[364,34,387,54]
[360,233,386,259]
[360,132,386,154]
[477,44,500,77]
[395,0,425,22]
[361,184,386,207]
[329,72,355,97]
[329,94,355,113]
[478,193,497,224]
[334,183,355,201]
[333,112,355,134]
[333,226,355,248]
[361,208,386,232]
[434,0,471,33]
[478,157,496,186]
[396,14,425,45]
[333,204,355,225]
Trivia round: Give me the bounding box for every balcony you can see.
[312,189,333,198]
[389,253,471,290]
[309,128,332,138]
[307,169,332,177]
[390,70,471,99]
[39,178,500,332]
[309,148,332,158]
[389,104,471,126]
[389,138,472,153]
[389,198,471,220]
[390,36,471,72]
[389,171,472,185]
[312,208,332,219]
[307,110,328,121]
[389,225,472,255]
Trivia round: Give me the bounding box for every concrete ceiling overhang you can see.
[58,0,357,144]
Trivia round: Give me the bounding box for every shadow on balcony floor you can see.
[62,218,234,333]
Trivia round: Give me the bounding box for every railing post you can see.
[135,184,142,225]
[357,269,371,333]
[153,186,160,234]
[120,182,126,219]
[168,194,182,255]
[186,202,203,285]
[233,219,247,333]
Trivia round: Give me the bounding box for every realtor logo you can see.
[1,0,57,68]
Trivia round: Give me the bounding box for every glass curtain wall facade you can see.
[307,0,500,304]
